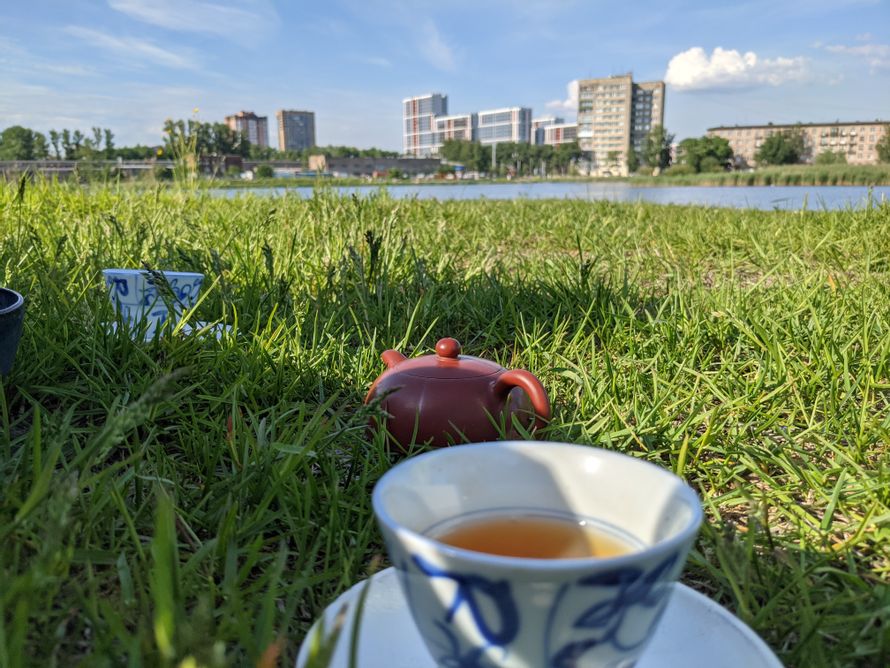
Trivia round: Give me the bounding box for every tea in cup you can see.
[103,268,204,335]
[372,441,702,667]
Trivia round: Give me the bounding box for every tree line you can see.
[0,125,161,161]
[437,139,583,176]
[0,121,399,164]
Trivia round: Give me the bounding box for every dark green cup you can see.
[0,288,25,376]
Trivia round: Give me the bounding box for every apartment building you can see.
[403,94,533,156]
[532,116,562,144]
[707,121,888,166]
[276,110,316,152]
[577,74,664,175]
[434,113,476,152]
[403,93,448,157]
[225,111,269,148]
[476,107,532,145]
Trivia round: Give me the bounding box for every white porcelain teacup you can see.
[372,441,702,668]
[102,268,204,335]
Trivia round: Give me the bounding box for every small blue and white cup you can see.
[372,441,703,668]
[102,268,204,335]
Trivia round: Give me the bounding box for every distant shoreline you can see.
[206,166,890,190]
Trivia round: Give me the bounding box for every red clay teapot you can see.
[365,337,550,449]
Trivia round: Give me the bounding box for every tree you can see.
[876,125,890,163]
[643,125,674,170]
[72,130,84,156]
[49,130,61,159]
[815,150,846,165]
[677,136,733,172]
[552,142,581,175]
[699,156,724,173]
[755,129,804,165]
[0,126,37,160]
[33,132,49,159]
[439,140,491,173]
[104,129,115,158]
[61,129,73,159]
[626,150,640,174]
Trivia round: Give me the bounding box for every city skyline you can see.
[1,0,889,151]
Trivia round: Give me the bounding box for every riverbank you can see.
[632,163,890,187]
[206,163,890,190]
[2,183,889,666]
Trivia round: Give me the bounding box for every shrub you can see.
[254,164,274,178]
[152,164,173,181]
[698,156,725,173]
[662,164,696,176]
[816,150,846,165]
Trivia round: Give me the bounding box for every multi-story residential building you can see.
[225,111,269,148]
[276,110,315,152]
[434,113,476,153]
[707,121,889,166]
[577,74,664,175]
[404,94,534,157]
[476,107,532,146]
[403,93,448,157]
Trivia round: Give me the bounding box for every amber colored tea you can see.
[431,514,636,559]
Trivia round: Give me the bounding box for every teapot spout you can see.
[381,349,407,369]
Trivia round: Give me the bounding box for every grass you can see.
[633,163,890,187]
[1,181,889,667]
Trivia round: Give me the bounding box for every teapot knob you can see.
[435,338,462,359]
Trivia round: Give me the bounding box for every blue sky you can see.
[1,0,888,150]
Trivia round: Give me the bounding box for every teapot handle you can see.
[494,369,551,431]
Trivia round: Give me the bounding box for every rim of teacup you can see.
[0,288,24,316]
[102,268,204,279]
[372,440,703,572]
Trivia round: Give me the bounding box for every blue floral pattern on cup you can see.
[548,552,679,667]
[409,554,519,666]
[405,551,679,668]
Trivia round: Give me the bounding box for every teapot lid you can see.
[393,338,504,379]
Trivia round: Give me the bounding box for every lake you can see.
[215,182,890,210]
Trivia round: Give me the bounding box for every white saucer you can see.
[106,320,233,341]
[296,567,782,668]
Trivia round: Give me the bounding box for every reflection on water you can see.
[213,182,890,211]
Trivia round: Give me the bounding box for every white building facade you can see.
[403,93,448,157]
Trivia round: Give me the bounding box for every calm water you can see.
[216,182,890,210]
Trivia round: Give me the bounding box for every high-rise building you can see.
[476,107,532,146]
[434,113,476,154]
[577,74,664,175]
[707,120,888,167]
[403,93,448,157]
[541,123,578,147]
[532,117,578,147]
[225,111,269,148]
[403,94,533,157]
[276,110,316,152]
[532,116,563,145]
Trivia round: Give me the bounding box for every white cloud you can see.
[824,42,890,70]
[64,26,201,71]
[546,79,578,112]
[418,20,456,72]
[107,0,278,45]
[665,47,809,91]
